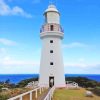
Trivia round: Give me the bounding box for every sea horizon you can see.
[0,74,100,84]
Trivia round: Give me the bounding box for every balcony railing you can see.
[40,23,64,33]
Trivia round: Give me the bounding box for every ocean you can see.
[0,74,100,84]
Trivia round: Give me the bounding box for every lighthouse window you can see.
[50,40,53,43]
[50,62,53,65]
[50,50,53,53]
[50,25,54,31]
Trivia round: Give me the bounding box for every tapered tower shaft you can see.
[39,4,65,87]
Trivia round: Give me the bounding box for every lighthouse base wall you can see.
[39,36,65,88]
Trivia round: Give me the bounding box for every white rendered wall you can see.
[46,12,60,24]
[39,35,65,87]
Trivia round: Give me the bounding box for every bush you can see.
[16,77,38,88]
[0,94,9,100]
[92,87,100,96]
[65,77,100,88]
[0,85,3,92]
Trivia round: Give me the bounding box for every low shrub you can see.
[92,87,100,96]
[0,94,9,100]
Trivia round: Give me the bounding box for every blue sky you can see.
[0,0,100,74]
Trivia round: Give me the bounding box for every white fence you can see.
[8,87,45,100]
[44,86,55,100]
[66,81,79,89]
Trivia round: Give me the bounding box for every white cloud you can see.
[0,45,99,74]
[0,54,39,66]
[0,0,32,18]
[0,56,39,74]
[0,65,39,74]
[64,62,100,68]
[0,50,39,74]
[79,58,85,62]
[64,62,100,74]
[0,44,40,74]
[3,56,11,61]
[0,47,7,58]
[0,48,6,53]
[64,62,87,68]
[11,6,32,18]
[2,59,39,66]
[0,48,7,65]
[0,38,17,46]
[0,54,100,74]
[63,42,88,48]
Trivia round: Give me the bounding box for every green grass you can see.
[53,88,100,100]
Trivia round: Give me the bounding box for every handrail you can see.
[66,81,79,89]
[8,87,44,100]
[44,86,55,100]
[40,23,64,33]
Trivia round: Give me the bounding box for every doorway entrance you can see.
[49,76,54,88]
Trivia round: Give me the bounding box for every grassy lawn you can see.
[53,88,100,100]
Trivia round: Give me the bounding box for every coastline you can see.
[0,74,100,84]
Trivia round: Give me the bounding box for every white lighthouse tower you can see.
[39,4,65,87]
